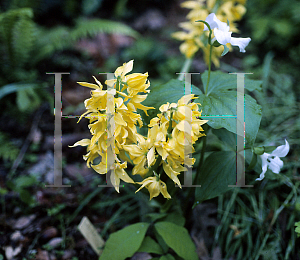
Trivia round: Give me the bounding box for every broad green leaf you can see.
[197,91,261,146]
[145,213,167,223]
[154,227,169,254]
[201,70,262,95]
[162,211,185,227]
[212,128,236,151]
[99,222,149,260]
[211,128,260,173]
[154,222,198,260]
[143,79,202,108]
[137,236,163,254]
[160,254,176,260]
[194,151,236,204]
[142,79,202,124]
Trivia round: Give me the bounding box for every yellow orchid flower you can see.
[162,162,183,188]
[92,160,134,193]
[136,177,171,200]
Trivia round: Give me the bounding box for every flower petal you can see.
[268,157,284,174]
[116,167,134,184]
[204,13,229,31]
[270,139,289,158]
[256,163,268,181]
[147,147,155,167]
[163,162,182,188]
[214,28,232,45]
[159,180,171,199]
[77,82,100,89]
[69,139,91,147]
[230,37,251,52]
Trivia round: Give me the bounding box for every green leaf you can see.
[145,213,168,223]
[154,222,198,260]
[202,71,262,95]
[19,189,35,205]
[162,211,185,227]
[142,79,202,124]
[154,227,169,254]
[137,236,164,254]
[99,222,150,260]
[144,79,202,108]
[247,152,257,171]
[212,128,236,151]
[199,71,262,146]
[14,176,37,189]
[0,83,41,100]
[194,151,236,204]
[197,91,261,146]
[160,254,176,260]
[16,87,40,112]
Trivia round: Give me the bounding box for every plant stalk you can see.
[178,58,192,81]
[205,44,213,95]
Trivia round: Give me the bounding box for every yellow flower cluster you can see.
[124,95,207,200]
[70,60,154,192]
[71,60,207,200]
[172,0,247,66]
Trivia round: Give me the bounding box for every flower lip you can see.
[256,139,290,181]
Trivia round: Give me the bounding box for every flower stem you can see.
[196,20,213,95]
[167,112,173,134]
[178,58,192,81]
[195,124,208,183]
[183,124,208,211]
[147,155,162,177]
[205,44,213,95]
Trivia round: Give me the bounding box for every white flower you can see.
[203,13,251,53]
[256,140,290,181]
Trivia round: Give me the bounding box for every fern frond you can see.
[0,8,34,68]
[12,17,36,67]
[33,18,139,62]
[71,18,140,41]
[0,132,19,162]
[0,8,33,43]
[34,26,73,63]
